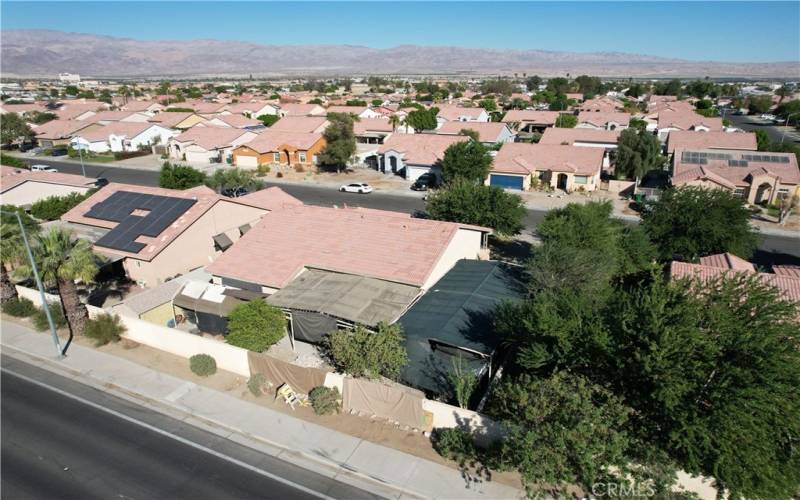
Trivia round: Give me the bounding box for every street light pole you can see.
[781,112,800,144]
[1,210,62,359]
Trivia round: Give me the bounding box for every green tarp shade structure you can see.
[397,259,526,396]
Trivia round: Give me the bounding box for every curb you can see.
[1,342,427,500]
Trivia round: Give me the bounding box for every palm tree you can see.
[21,228,99,336]
[388,114,401,132]
[0,209,38,304]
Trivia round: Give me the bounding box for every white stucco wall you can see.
[423,229,484,289]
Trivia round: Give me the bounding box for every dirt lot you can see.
[1,313,522,489]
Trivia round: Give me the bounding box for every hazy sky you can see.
[2,1,799,62]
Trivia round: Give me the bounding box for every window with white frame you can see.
[777,188,790,200]
[298,152,307,163]
[273,152,280,163]
[574,175,589,184]
[733,188,746,198]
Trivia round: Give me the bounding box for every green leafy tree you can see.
[775,100,800,125]
[19,228,99,337]
[1,112,34,145]
[615,128,663,181]
[546,77,571,95]
[479,98,497,113]
[490,372,632,496]
[525,75,542,91]
[629,117,648,133]
[205,168,264,193]
[256,114,280,127]
[158,162,207,189]
[404,107,439,132]
[64,85,79,96]
[318,112,356,172]
[554,114,577,128]
[641,186,760,261]
[440,140,492,183]
[345,99,367,107]
[23,111,57,125]
[755,129,772,151]
[426,178,526,236]
[325,323,408,380]
[226,300,286,352]
[30,191,92,221]
[747,95,773,115]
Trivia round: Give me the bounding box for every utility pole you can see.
[781,112,800,144]
[1,210,62,359]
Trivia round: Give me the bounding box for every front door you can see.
[557,173,568,190]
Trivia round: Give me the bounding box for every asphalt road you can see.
[1,357,379,500]
[14,157,799,261]
[725,113,800,145]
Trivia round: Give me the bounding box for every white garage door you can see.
[185,151,212,164]
[235,155,258,168]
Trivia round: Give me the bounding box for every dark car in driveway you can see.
[411,173,439,191]
[221,186,249,198]
[50,147,68,156]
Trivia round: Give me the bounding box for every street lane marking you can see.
[2,368,335,500]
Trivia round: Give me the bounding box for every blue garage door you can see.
[490,174,524,190]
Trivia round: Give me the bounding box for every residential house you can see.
[149,111,207,130]
[79,110,151,125]
[353,118,393,144]
[435,105,490,127]
[207,204,491,296]
[579,96,623,113]
[657,110,723,140]
[671,148,800,205]
[665,130,757,156]
[436,121,515,146]
[200,114,264,130]
[502,110,560,134]
[61,183,302,287]
[231,131,326,168]
[269,116,330,134]
[376,134,467,181]
[226,101,281,118]
[539,128,621,169]
[576,111,631,131]
[325,105,382,119]
[565,93,585,103]
[488,142,605,191]
[0,166,95,207]
[169,126,259,164]
[277,103,326,117]
[119,100,165,115]
[670,253,800,306]
[71,122,175,153]
[34,119,100,149]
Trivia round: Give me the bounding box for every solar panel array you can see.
[87,191,197,253]
[741,154,791,164]
[728,159,749,167]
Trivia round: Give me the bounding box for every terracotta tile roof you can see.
[1,103,45,114]
[670,257,800,303]
[378,134,466,166]
[672,148,800,187]
[187,102,229,114]
[236,130,323,154]
[80,110,145,123]
[211,114,262,128]
[120,100,162,112]
[578,96,623,113]
[61,183,224,260]
[436,105,487,121]
[225,101,272,114]
[279,103,324,116]
[658,110,723,131]
[502,110,560,125]
[172,126,254,151]
[233,187,303,211]
[699,252,756,271]
[1,166,95,193]
[52,101,109,120]
[34,119,93,139]
[539,127,621,145]
[773,265,800,279]
[437,121,511,143]
[76,122,156,142]
[149,112,204,128]
[666,131,757,154]
[269,116,329,133]
[207,205,484,288]
[577,111,631,127]
[353,118,394,134]
[492,143,604,176]
[326,105,368,115]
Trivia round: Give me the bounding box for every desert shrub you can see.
[247,373,267,397]
[431,427,479,466]
[32,302,67,331]
[276,172,284,178]
[324,323,408,380]
[189,354,217,376]
[309,386,341,415]
[2,297,36,317]
[113,150,150,161]
[84,313,126,346]
[256,164,271,176]
[226,300,286,352]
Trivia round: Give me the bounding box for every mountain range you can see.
[2,29,798,79]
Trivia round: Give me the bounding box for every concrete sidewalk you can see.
[0,321,521,500]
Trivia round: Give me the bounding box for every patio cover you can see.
[173,282,243,316]
[397,259,526,395]
[265,269,421,327]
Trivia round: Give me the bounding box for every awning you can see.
[173,282,243,316]
[266,269,420,327]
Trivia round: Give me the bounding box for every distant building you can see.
[58,73,81,83]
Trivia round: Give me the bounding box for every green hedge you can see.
[189,354,217,376]
[113,150,150,161]
[226,300,286,352]
[0,153,27,169]
[30,191,93,221]
[2,297,37,317]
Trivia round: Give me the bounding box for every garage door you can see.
[490,174,524,190]
[235,155,258,168]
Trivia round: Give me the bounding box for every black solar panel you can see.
[87,191,197,253]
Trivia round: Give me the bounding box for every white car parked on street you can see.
[339,182,373,194]
[30,164,58,172]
